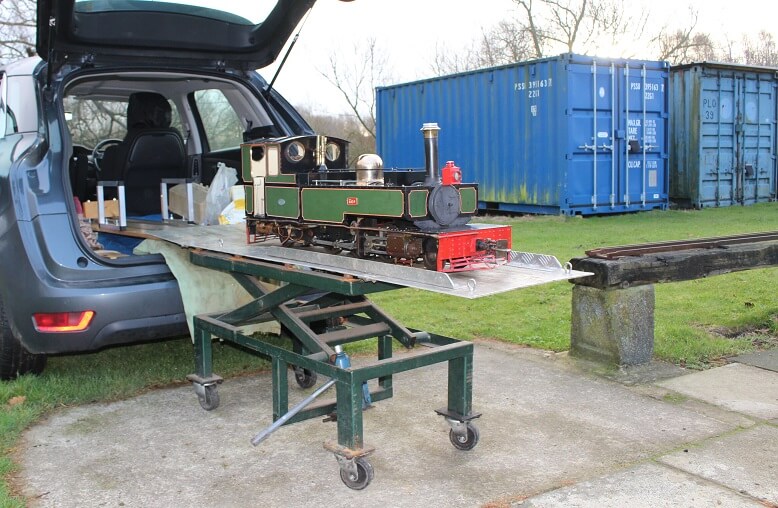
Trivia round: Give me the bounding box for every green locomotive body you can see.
[240,129,510,272]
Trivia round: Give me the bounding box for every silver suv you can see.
[0,0,316,379]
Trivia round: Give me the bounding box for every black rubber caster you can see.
[293,366,317,389]
[339,457,374,490]
[449,422,479,451]
[197,384,220,411]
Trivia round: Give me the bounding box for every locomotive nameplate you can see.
[144,223,591,299]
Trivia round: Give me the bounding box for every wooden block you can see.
[83,199,120,219]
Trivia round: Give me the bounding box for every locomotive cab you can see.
[243,135,349,178]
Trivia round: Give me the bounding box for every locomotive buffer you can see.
[147,223,589,490]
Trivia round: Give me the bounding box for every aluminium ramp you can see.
[145,223,590,298]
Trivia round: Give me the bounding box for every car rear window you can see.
[73,0,277,25]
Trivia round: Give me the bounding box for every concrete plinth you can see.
[571,284,655,365]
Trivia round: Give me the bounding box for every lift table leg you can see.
[272,356,289,421]
[377,334,393,391]
[186,318,223,411]
[436,347,481,451]
[448,353,473,417]
[325,376,375,490]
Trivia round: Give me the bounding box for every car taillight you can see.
[32,311,95,332]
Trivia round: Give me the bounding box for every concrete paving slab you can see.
[732,349,778,373]
[659,425,778,505]
[16,343,734,507]
[513,462,762,507]
[657,363,778,420]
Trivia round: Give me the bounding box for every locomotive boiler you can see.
[240,123,511,272]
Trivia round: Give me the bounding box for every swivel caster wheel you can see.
[196,384,220,411]
[339,457,374,490]
[293,366,318,389]
[449,422,479,451]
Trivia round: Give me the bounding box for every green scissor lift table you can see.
[185,249,480,490]
[140,223,587,490]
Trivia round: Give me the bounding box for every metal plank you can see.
[142,223,590,298]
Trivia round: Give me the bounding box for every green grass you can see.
[2,203,778,505]
[373,204,778,365]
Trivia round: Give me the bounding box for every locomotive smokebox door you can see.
[428,185,463,226]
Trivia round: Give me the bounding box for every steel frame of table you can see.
[185,249,481,490]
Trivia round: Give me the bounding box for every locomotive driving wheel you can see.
[422,238,439,270]
[277,224,303,247]
[348,218,372,259]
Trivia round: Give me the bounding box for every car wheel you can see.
[0,296,47,380]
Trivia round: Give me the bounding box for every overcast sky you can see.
[256,0,777,113]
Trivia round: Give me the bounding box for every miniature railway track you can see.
[585,231,778,260]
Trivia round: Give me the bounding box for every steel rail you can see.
[585,231,778,259]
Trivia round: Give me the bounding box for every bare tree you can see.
[741,30,778,67]
[588,0,649,57]
[718,35,739,63]
[650,8,718,65]
[430,42,479,76]
[514,0,589,54]
[655,30,720,65]
[431,0,650,76]
[513,0,650,56]
[478,20,538,65]
[0,0,36,63]
[432,20,537,75]
[321,37,390,140]
[297,104,375,166]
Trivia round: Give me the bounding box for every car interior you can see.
[64,71,289,257]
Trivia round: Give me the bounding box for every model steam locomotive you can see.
[240,123,511,272]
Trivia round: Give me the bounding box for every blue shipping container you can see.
[376,53,670,215]
[670,62,777,208]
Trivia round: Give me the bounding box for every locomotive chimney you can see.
[421,122,441,185]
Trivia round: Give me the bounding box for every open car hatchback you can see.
[0,0,320,379]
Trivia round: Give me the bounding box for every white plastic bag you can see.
[204,162,238,225]
[218,185,246,225]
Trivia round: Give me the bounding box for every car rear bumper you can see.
[0,220,189,354]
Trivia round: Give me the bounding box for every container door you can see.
[698,71,736,206]
[568,60,618,212]
[736,74,776,204]
[620,63,667,210]
[697,69,775,207]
